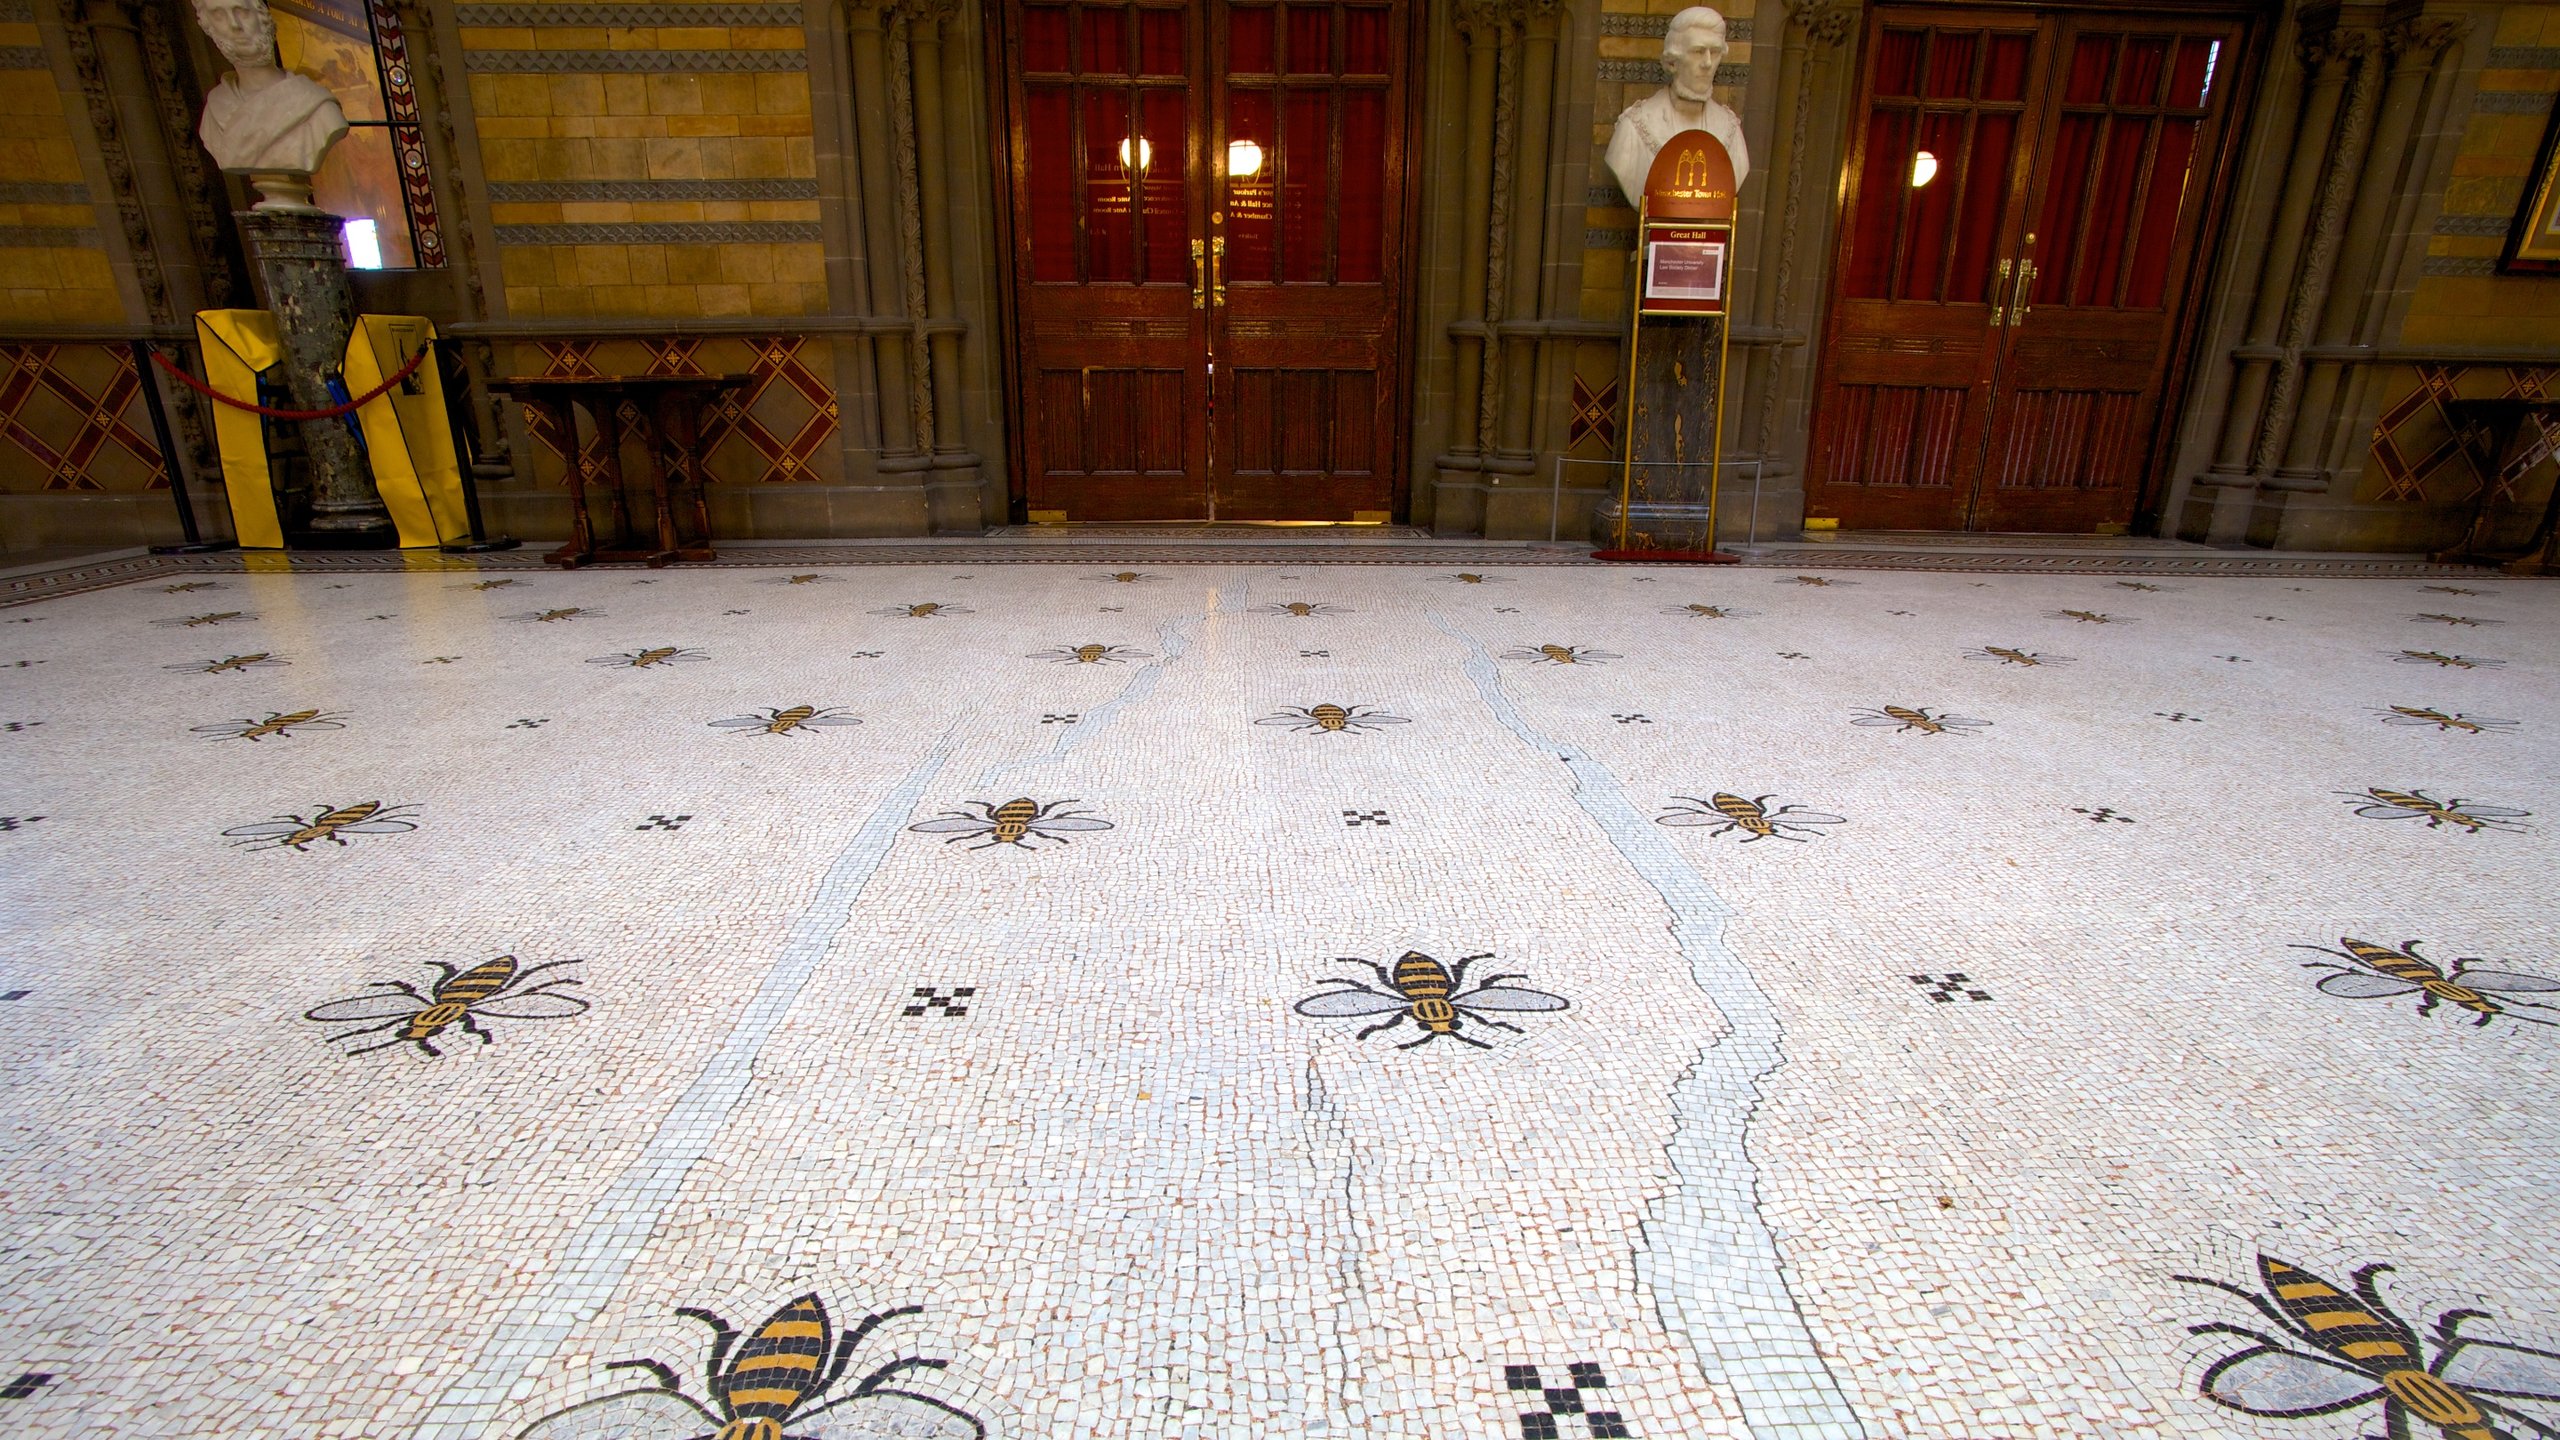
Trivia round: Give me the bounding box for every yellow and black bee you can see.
[2420,585,2491,597]
[1656,792,1846,843]
[2376,706,2518,735]
[165,652,288,675]
[222,799,419,851]
[2414,613,2500,627]
[907,797,1112,850]
[1255,703,1411,735]
[1431,572,1512,585]
[454,577,520,591]
[1779,575,1853,586]
[1252,601,1352,618]
[191,709,348,742]
[1099,571,1156,584]
[2338,788,2530,834]
[1293,952,1568,1049]
[2114,581,2175,592]
[1965,645,2073,667]
[2293,937,2559,1028]
[589,647,712,670]
[305,954,587,1057]
[762,572,836,586]
[1027,643,1152,665]
[1501,644,1621,666]
[2393,651,2505,670]
[1850,705,1990,736]
[1664,603,1753,619]
[507,607,599,623]
[709,705,863,737]
[160,581,223,594]
[2049,609,2124,624]
[512,1295,984,1440]
[2178,1254,2560,1440]
[153,611,253,628]
[870,602,972,619]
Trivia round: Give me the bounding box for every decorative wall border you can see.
[0,182,90,205]
[1598,57,1746,86]
[1598,13,1751,41]
[487,178,821,202]
[0,226,101,248]
[453,2,804,23]
[0,44,47,69]
[461,47,805,71]
[489,220,822,245]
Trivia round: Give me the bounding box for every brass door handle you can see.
[1210,235,1226,307]
[2007,261,2037,327]
[1190,238,1206,310]
[1994,259,2014,327]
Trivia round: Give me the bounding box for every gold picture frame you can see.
[2501,95,2560,275]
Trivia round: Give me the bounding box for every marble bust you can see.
[191,0,347,209]
[1605,5,1751,208]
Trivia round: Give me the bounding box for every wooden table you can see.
[2430,396,2560,576]
[490,374,751,567]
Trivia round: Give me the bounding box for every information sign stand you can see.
[1599,130,1741,563]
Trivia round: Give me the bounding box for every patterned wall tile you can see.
[0,345,164,494]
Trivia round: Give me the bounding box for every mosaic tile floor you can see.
[2,558,2556,1440]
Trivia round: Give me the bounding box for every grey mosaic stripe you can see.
[2474,88,2557,114]
[0,226,100,248]
[0,45,49,70]
[492,219,820,244]
[487,177,818,201]
[2485,45,2560,70]
[1598,13,1752,41]
[2434,212,2512,237]
[2423,256,2499,277]
[1599,58,1748,87]
[1585,226,1634,251]
[0,182,90,205]
[454,3,804,24]
[464,45,803,70]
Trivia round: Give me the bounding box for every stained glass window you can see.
[269,0,445,270]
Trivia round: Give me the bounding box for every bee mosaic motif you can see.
[1502,644,1621,666]
[1665,603,1754,619]
[2339,788,2531,834]
[907,797,1112,850]
[160,581,223,593]
[456,578,520,591]
[2393,652,2505,670]
[1255,704,1412,735]
[2115,581,2176,592]
[763,572,836,586]
[1028,643,1153,666]
[2414,614,2500,628]
[1433,572,1512,585]
[508,608,599,623]
[1851,705,1990,736]
[591,648,712,670]
[513,1295,985,1440]
[192,709,347,742]
[2177,1254,2560,1440]
[1966,646,2074,667]
[1657,792,1846,843]
[2050,610,2125,624]
[710,706,863,737]
[2376,707,2518,735]
[871,602,971,619]
[2292,937,2559,1029]
[1780,575,1853,586]
[1100,571,1156,584]
[166,653,287,675]
[223,799,419,851]
[1253,602,1352,618]
[2420,585,2491,596]
[153,611,253,628]
[305,954,587,1057]
[1293,952,1568,1049]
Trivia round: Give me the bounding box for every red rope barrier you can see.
[148,342,433,420]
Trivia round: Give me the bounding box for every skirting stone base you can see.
[0,492,233,553]
[477,480,993,543]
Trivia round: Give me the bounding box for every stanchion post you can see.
[435,339,520,554]
[133,337,237,555]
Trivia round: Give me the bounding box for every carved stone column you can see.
[2197,28,2357,489]
[1491,2,1558,463]
[1441,0,1511,472]
[906,0,972,466]
[2270,16,2463,487]
[847,0,921,465]
[1748,0,1856,461]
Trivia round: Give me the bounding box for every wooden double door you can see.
[1806,4,2255,532]
[994,0,1414,521]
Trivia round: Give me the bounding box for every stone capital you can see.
[1784,0,1857,50]
[2297,25,2377,74]
[2385,16,2467,64]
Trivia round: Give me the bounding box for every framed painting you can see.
[2501,94,2560,275]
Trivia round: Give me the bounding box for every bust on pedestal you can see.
[191,0,390,539]
[1604,6,1750,208]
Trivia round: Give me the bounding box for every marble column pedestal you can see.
[237,207,391,540]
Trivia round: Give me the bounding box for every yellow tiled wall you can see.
[0,12,121,327]
[2400,4,2560,349]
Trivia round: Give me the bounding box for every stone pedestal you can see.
[1594,317,1727,550]
[236,207,389,538]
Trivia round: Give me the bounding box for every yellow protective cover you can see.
[345,315,467,548]
[192,310,288,550]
